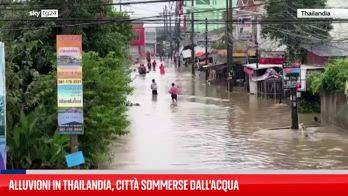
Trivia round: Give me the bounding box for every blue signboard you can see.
[284,67,300,75]
[65,151,85,168]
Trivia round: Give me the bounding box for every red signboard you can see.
[131,28,144,46]
[259,57,285,64]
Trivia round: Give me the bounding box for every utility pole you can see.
[174,4,178,65]
[169,12,172,59]
[62,0,79,168]
[191,0,195,75]
[178,16,181,67]
[163,8,166,35]
[226,0,230,73]
[205,18,208,65]
[287,0,298,130]
[226,0,233,91]
[255,16,259,69]
[165,5,168,36]
[119,0,122,12]
[205,17,209,81]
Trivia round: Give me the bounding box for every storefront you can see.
[243,63,283,95]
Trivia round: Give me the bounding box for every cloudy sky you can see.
[115,0,173,27]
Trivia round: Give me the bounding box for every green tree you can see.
[311,58,348,94]
[81,52,132,168]
[262,0,332,61]
[1,0,132,168]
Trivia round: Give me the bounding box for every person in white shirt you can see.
[151,79,158,95]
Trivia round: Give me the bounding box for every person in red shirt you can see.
[168,83,179,103]
[139,63,146,74]
[159,64,165,75]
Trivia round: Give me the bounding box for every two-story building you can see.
[144,27,157,56]
[185,0,231,33]
[130,23,145,63]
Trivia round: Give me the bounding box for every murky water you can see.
[105,62,348,169]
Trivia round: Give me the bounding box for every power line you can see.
[0,0,190,6]
[0,0,280,11]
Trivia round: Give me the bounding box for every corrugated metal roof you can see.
[301,42,348,57]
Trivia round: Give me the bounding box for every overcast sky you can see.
[115,0,173,27]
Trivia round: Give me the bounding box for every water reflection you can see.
[105,65,348,170]
[152,95,158,102]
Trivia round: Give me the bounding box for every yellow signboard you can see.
[345,80,348,97]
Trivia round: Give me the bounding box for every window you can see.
[145,32,156,42]
[196,0,210,5]
[132,33,139,41]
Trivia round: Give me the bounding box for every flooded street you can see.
[106,62,348,170]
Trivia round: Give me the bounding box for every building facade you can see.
[185,0,237,33]
[144,27,157,56]
[130,23,145,62]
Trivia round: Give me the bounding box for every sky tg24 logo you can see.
[29,9,58,18]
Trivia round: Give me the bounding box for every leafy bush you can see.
[6,107,69,169]
[310,58,348,94]
[80,52,132,168]
[298,99,320,113]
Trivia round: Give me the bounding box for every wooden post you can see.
[191,0,195,75]
[62,0,79,168]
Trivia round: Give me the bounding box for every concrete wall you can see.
[321,92,348,130]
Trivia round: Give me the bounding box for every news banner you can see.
[0,170,347,195]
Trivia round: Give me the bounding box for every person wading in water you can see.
[160,64,165,75]
[168,83,179,103]
[151,79,158,96]
[152,60,157,71]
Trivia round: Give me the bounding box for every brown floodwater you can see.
[104,63,348,169]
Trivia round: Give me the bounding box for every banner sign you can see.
[284,67,301,75]
[238,16,253,41]
[283,62,301,89]
[131,28,144,46]
[0,42,6,170]
[57,35,84,135]
[0,174,348,195]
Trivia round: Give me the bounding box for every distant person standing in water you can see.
[160,64,165,75]
[151,79,158,96]
[168,83,179,103]
[152,60,157,71]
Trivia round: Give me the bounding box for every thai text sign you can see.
[57,35,84,135]
[0,42,6,169]
[238,16,253,41]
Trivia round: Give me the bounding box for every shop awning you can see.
[243,63,283,70]
[215,49,257,58]
[206,63,227,70]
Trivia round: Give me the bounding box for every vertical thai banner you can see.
[0,42,6,169]
[238,16,253,41]
[57,35,84,135]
